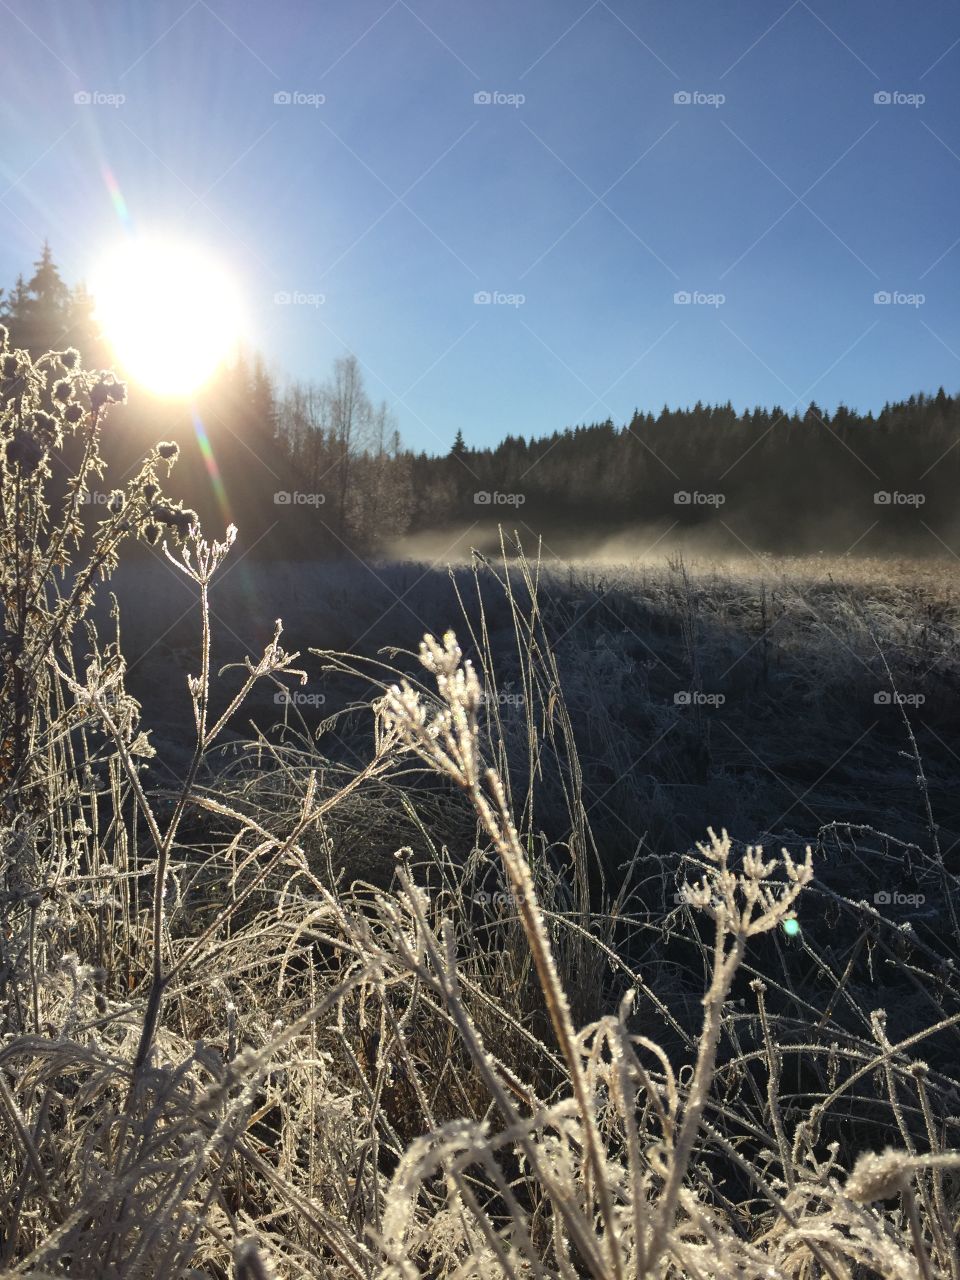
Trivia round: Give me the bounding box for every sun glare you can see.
[92,236,244,397]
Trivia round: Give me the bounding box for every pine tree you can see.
[2,243,70,354]
[0,245,104,361]
[28,243,70,348]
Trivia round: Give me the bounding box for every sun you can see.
[91,236,244,397]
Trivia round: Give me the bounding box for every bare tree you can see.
[328,354,372,538]
[348,398,412,547]
[278,381,332,496]
[277,360,411,548]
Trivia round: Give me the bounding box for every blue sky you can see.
[1,0,959,453]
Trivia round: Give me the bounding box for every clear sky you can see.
[1,0,959,454]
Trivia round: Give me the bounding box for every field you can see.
[112,547,960,880]
[8,510,960,1276]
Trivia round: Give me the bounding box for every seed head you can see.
[7,431,44,475]
[169,508,197,535]
[90,374,127,412]
[32,411,58,440]
[152,502,197,536]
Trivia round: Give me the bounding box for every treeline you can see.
[394,394,960,554]
[273,381,960,557]
[5,245,960,558]
[268,366,960,555]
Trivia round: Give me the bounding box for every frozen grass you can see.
[2,342,960,1276]
[109,547,960,877]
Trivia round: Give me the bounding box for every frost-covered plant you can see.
[374,631,960,1279]
[0,332,196,824]
[0,346,379,1271]
[0,337,203,1046]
